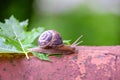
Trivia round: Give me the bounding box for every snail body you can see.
[29,30,82,54]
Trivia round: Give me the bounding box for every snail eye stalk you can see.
[71,35,83,47]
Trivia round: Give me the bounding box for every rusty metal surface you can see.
[0,46,120,80]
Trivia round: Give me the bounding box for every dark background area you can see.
[0,0,33,21]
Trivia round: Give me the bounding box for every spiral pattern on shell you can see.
[38,30,63,48]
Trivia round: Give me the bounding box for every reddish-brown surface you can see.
[0,46,120,80]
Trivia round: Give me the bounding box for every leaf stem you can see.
[18,39,29,59]
[12,25,29,59]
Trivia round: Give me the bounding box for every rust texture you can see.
[0,46,120,80]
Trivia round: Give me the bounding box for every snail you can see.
[38,30,63,48]
[29,30,82,54]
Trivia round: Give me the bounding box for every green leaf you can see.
[0,15,44,59]
[32,52,50,61]
[0,37,20,53]
[22,27,44,49]
[0,16,26,52]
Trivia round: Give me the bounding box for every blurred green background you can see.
[0,0,120,45]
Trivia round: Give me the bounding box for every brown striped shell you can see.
[38,30,63,48]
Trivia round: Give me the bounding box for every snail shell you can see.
[38,30,63,48]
